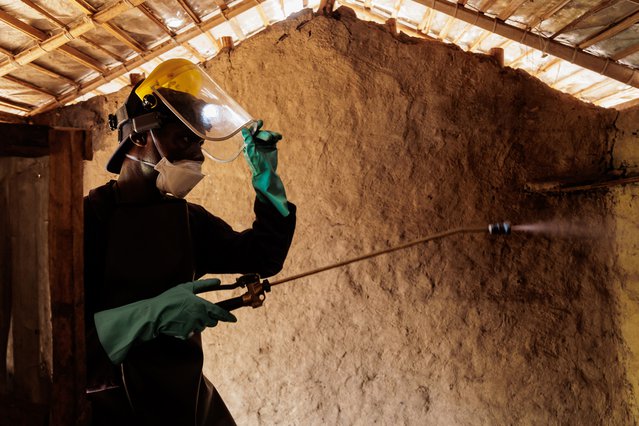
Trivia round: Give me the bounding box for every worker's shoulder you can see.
[84,180,117,222]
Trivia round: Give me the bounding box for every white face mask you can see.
[124,154,204,199]
[154,157,204,198]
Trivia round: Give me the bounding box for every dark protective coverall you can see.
[84,180,296,425]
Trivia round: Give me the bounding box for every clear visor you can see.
[151,69,255,162]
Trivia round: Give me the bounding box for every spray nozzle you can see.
[488,222,511,235]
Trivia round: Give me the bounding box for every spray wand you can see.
[213,222,511,312]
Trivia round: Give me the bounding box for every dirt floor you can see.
[37,7,636,425]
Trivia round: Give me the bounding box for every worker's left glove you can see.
[94,279,236,364]
[242,120,290,217]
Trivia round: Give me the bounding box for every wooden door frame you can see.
[0,123,91,425]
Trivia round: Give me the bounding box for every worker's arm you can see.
[189,120,296,278]
[93,279,236,364]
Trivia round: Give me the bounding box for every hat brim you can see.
[105,138,131,174]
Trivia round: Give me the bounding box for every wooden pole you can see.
[48,129,89,425]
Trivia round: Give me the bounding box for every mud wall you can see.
[612,105,639,422]
[35,8,636,424]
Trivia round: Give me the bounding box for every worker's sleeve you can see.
[189,198,296,278]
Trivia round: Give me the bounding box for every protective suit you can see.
[85,59,296,425]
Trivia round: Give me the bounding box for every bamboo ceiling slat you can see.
[578,9,639,49]
[415,0,639,88]
[550,0,618,40]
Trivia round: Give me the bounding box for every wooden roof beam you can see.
[578,9,639,49]
[412,0,639,87]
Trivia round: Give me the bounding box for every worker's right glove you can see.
[94,279,236,364]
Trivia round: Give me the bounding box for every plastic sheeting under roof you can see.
[0,0,637,117]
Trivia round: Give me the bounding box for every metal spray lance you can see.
[212,222,512,311]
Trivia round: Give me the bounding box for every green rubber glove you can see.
[94,279,236,364]
[242,120,290,217]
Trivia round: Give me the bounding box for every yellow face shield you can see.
[135,58,255,162]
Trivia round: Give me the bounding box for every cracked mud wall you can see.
[36,7,636,424]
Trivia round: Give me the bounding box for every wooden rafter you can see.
[469,29,491,51]
[0,96,33,113]
[476,0,497,12]
[551,68,584,87]
[439,16,456,40]
[593,86,636,105]
[27,63,79,88]
[574,78,615,96]
[578,9,639,49]
[526,0,572,31]
[411,0,639,88]
[28,0,270,116]
[3,75,56,97]
[176,0,202,24]
[417,8,432,32]
[0,10,106,73]
[497,0,528,21]
[19,0,124,64]
[138,4,176,36]
[550,0,617,40]
[612,43,639,61]
[508,49,534,68]
[0,0,146,75]
[533,57,561,76]
[452,22,472,45]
